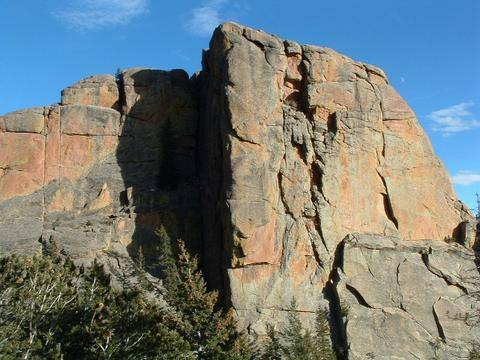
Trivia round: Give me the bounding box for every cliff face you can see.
[0,69,201,275]
[200,23,473,333]
[0,22,478,358]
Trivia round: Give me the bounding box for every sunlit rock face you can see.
[337,234,480,359]
[0,22,477,356]
[199,22,472,334]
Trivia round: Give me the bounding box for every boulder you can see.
[337,233,480,359]
[61,74,120,109]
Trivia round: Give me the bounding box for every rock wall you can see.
[337,234,480,359]
[200,22,472,333]
[0,22,478,358]
[0,69,200,273]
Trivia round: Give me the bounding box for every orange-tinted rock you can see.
[61,75,119,109]
[200,22,472,334]
[0,132,45,201]
[0,70,200,265]
[47,187,75,212]
[44,106,62,183]
[0,23,475,344]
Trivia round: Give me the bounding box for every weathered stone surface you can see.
[337,233,480,359]
[200,22,473,334]
[1,22,478,358]
[458,219,479,248]
[0,131,45,201]
[1,107,45,133]
[61,74,120,109]
[0,69,200,272]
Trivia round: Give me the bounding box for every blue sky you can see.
[1,0,479,211]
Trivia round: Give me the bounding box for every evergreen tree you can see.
[158,234,255,359]
[0,254,192,359]
[314,307,336,360]
[281,299,320,360]
[263,299,335,360]
[262,324,282,360]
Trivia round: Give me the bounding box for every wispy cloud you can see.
[184,0,229,37]
[53,0,148,30]
[452,171,480,186]
[427,101,480,135]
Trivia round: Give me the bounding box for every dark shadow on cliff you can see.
[474,222,480,275]
[115,69,202,278]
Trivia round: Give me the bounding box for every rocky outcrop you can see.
[0,70,200,274]
[199,22,472,334]
[0,22,478,357]
[336,233,480,359]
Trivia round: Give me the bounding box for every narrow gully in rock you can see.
[324,239,349,359]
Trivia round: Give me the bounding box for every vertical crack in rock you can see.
[297,47,331,257]
[279,215,295,272]
[381,130,386,158]
[312,189,331,255]
[421,251,469,294]
[115,70,127,118]
[325,239,349,359]
[377,170,399,230]
[307,223,325,270]
[432,302,447,343]
[40,107,48,244]
[277,170,294,219]
[198,43,233,297]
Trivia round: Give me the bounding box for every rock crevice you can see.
[336,234,480,359]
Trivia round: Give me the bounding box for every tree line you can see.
[0,228,336,359]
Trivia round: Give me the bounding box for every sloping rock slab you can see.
[337,233,480,359]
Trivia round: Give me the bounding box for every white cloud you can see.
[452,171,480,186]
[185,0,228,37]
[427,101,480,135]
[53,0,148,30]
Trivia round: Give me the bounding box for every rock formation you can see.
[0,69,200,274]
[199,22,473,334]
[337,234,480,359]
[0,22,478,358]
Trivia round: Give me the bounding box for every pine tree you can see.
[0,254,192,359]
[157,230,255,359]
[262,324,282,360]
[270,299,336,360]
[314,307,336,360]
[281,299,319,360]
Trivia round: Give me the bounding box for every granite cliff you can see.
[1,23,479,358]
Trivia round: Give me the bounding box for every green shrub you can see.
[471,347,480,360]
[0,231,334,359]
[0,228,255,359]
[0,256,193,359]
[0,254,190,359]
